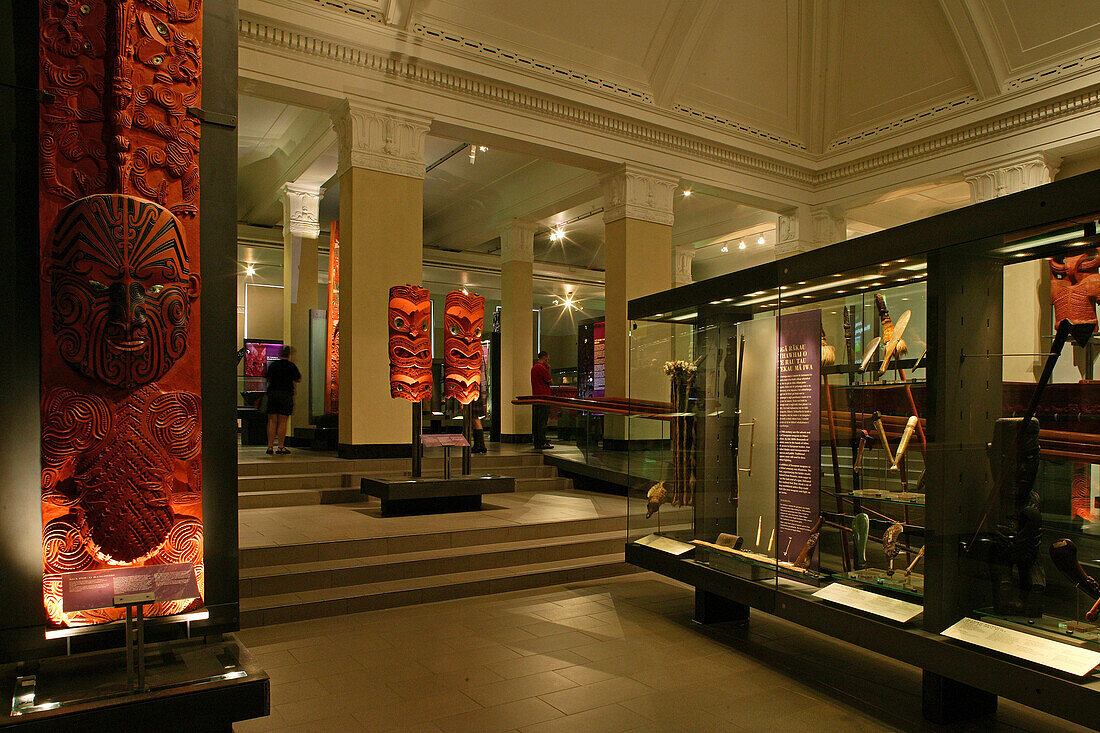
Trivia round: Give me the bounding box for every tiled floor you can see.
[231,574,1089,733]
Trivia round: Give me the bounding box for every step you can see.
[239,554,638,627]
[238,487,363,510]
[239,513,627,568]
[239,530,626,598]
[514,477,573,492]
[238,464,559,493]
[237,452,547,477]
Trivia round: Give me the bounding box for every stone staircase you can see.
[237,450,635,627]
[238,452,570,510]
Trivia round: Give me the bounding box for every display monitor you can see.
[243,339,283,393]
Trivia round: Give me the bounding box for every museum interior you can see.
[6,1,1100,731]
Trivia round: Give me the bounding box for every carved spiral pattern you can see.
[41,387,111,465]
[151,515,202,565]
[42,514,95,573]
[148,390,200,458]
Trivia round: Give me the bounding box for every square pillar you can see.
[499,219,538,441]
[964,153,1060,383]
[331,100,430,457]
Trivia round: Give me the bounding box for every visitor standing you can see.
[265,345,302,455]
[531,350,552,450]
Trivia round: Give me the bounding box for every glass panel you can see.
[956,216,1100,647]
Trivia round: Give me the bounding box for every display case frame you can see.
[626,169,1100,727]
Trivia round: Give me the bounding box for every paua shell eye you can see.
[79,4,90,14]
[88,280,108,293]
[156,22,168,35]
[147,284,166,295]
[393,316,405,329]
[450,324,460,335]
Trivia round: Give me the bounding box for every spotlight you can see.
[720,244,729,253]
[682,190,692,197]
[549,225,565,242]
[738,240,746,250]
[245,263,256,277]
[757,235,766,245]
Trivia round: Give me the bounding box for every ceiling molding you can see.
[827,93,981,151]
[645,0,721,109]
[241,112,334,223]
[239,12,1100,193]
[936,0,1002,99]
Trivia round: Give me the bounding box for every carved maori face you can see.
[135,11,201,85]
[49,194,198,389]
[1051,251,1100,346]
[388,284,432,402]
[443,291,484,404]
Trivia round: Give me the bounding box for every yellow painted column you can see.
[331,100,430,456]
[601,165,678,404]
[499,219,538,441]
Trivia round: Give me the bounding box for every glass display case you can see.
[624,171,1100,726]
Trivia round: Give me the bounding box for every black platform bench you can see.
[361,475,516,516]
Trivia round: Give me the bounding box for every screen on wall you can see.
[243,340,284,393]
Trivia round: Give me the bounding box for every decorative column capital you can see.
[810,207,846,247]
[500,218,538,263]
[673,244,695,287]
[600,164,678,226]
[963,153,1060,203]
[282,182,325,238]
[774,207,844,258]
[330,99,431,179]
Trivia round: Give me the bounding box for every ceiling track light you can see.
[738,240,746,250]
[245,263,256,277]
[757,235,766,245]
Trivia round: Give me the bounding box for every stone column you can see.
[499,219,538,441]
[331,99,430,457]
[601,164,677,415]
[776,206,845,258]
[282,182,323,433]
[964,153,1060,382]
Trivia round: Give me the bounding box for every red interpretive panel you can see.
[39,0,205,628]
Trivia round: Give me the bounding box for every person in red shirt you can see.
[531,351,552,449]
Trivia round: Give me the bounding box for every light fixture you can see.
[549,224,565,242]
[757,235,766,245]
[468,144,478,164]
[720,244,729,253]
[682,189,692,197]
[245,263,256,277]
[552,298,559,305]
[461,287,469,295]
[738,240,746,250]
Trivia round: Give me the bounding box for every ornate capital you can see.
[811,208,845,247]
[600,165,678,226]
[777,213,799,244]
[282,182,325,238]
[331,99,431,179]
[775,207,844,257]
[500,219,538,263]
[673,244,695,286]
[964,153,1060,203]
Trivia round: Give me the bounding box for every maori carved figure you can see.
[1050,251,1100,347]
[388,285,432,402]
[443,290,484,404]
[324,221,339,414]
[39,0,203,629]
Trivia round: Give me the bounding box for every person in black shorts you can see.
[265,345,301,455]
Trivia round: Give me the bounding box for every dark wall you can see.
[0,0,48,660]
[197,0,241,637]
[0,1,239,659]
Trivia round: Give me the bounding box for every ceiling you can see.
[236,0,1100,293]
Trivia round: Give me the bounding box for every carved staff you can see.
[821,329,851,571]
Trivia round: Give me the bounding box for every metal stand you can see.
[412,401,423,478]
[442,445,452,479]
[461,403,472,476]
[123,604,147,691]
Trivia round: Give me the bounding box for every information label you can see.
[777,310,821,580]
[941,617,1100,677]
[62,563,200,613]
[421,434,469,447]
[813,583,923,624]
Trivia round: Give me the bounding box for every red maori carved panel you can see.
[388,284,432,402]
[324,221,339,414]
[39,0,203,629]
[1051,251,1100,346]
[443,291,484,405]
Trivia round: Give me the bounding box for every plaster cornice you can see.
[240,11,1100,192]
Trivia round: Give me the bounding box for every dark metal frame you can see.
[626,169,1100,727]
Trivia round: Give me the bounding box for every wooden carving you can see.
[1050,252,1100,346]
[443,290,484,404]
[39,0,204,628]
[388,284,432,402]
[324,221,339,414]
